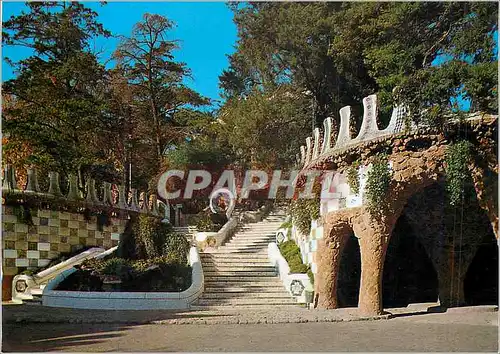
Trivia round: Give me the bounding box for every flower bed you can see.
[42,247,204,310]
[53,215,192,293]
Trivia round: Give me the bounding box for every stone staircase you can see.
[195,212,297,308]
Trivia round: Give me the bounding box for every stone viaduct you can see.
[295,94,498,315]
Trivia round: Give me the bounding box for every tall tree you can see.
[113,13,209,167]
[331,2,498,124]
[2,2,114,176]
[220,2,376,129]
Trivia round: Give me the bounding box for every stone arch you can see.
[336,232,361,307]
[382,212,439,308]
[315,212,353,309]
[464,229,498,305]
[403,180,495,307]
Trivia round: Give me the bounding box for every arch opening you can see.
[382,214,439,308]
[336,233,361,307]
[397,180,497,308]
[464,230,498,306]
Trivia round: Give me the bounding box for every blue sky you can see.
[1,1,238,106]
[2,2,497,112]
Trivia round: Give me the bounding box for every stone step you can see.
[200,259,270,264]
[219,247,268,252]
[199,292,291,299]
[239,222,283,231]
[201,252,269,258]
[203,276,281,283]
[202,260,272,266]
[196,298,296,306]
[221,244,268,249]
[227,238,272,243]
[201,260,271,266]
[202,250,269,255]
[202,266,276,272]
[204,271,277,277]
[227,239,273,244]
[230,233,275,237]
[204,286,285,292]
[190,304,299,311]
[204,278,283,284]
[237,227,279,231]
[223,242,270,248]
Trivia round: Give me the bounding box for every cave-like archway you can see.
[382,214,439,308]
[336,234,361,307]
[464,230,498,305]
[400,180,496,307]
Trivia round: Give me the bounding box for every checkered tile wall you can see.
[2,206,127,276]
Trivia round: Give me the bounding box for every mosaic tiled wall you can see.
[2,206,127,276]
[290,219,323,276]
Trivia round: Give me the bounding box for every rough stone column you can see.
[436,265,465,308]
[469,163,498,239]
[353,212,398,315]
[434,246,476,308]
[315,219,351,309]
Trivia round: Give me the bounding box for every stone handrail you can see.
[2,166,164,218]
[12,246,115,302]
[298,94,408,169]
[297,94,495,170]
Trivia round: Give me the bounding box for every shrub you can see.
[289,198,320,235]
[196,212,227,232]
[278,240,311,275]
[163,232,190,264]
[307,269,315,285]
[133,215,175,259]
[99,258,132,277]
[445,140,473,205]
[365,154,391,215]
[346,160,361,194]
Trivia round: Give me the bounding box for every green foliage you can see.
[278,240,312,277]
[289,198,320,235]
[12,204,34,226]
[114,13,209,164]
[445,140,473,206]
[73,254,192,292]
[346,161,361,195]
[100,258,132,277]
[222,2,497,142]
[195,212,226,232]
[163,233,191,265]
[307,269,315,285]
[365,154,391,215]
[280,220,293,238]
[133,215,172,259]
[217,87,311,168]
[332,2,498,122]
[2,2,114,174]
[118,214,190,263]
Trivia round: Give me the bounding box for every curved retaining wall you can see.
[42,247,204,310]
[268,242,312,304]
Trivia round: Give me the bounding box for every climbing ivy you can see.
[445,140,473,206]
[346,160,361,195]
[289,198,320,235]
[365,154,391,215]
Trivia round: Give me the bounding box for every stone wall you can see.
[2,206,126,276]
[1,165,164,299]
